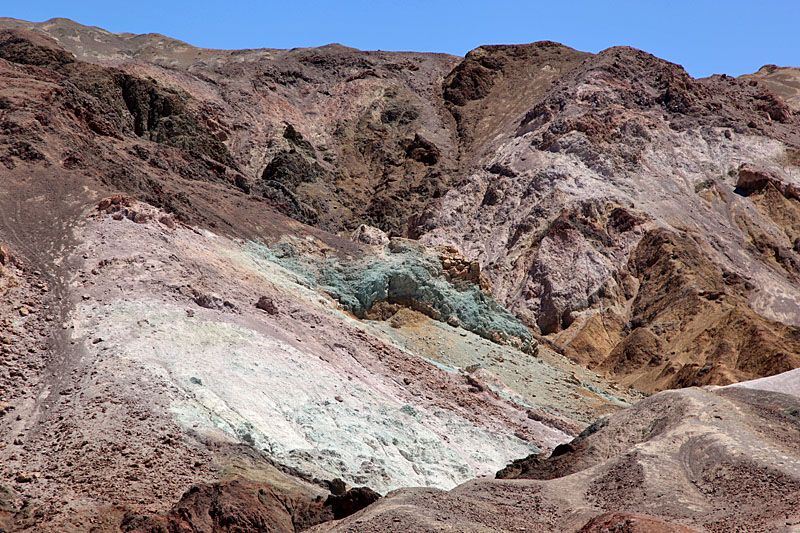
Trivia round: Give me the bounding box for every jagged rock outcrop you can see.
[415,45,800,392]
[119,480,379,532]
[736,163,800,201]
[121,480,333,532]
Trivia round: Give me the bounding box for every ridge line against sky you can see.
[4,0,800,78]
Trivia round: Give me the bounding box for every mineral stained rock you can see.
[1,16,800,533]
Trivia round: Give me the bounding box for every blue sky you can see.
[4,1,799,78]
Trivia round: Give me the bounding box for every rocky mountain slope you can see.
[417,44,800,393]
[0,16,799,532]
[314,376,800,532]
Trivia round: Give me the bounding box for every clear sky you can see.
[4,1,799,78]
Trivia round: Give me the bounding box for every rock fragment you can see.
[255,295,279,315]
[351,224,389,246]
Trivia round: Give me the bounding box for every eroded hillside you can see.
[0,17,799,532]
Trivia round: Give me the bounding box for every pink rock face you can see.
[531,215,616,334]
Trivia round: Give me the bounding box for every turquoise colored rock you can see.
[247,238,534,349]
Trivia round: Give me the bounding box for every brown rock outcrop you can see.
[0,245,11,266]
[120,481,380,532]
[324,487,381,520]
[255,295,279,315]
[740,64,800,111]
[736,163,800,201]
[438,245,491,291]
[549,229,800,392]
[121,479,334,533]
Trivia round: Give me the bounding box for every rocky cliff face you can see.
[0,17,799,532]
[415,44,800,392]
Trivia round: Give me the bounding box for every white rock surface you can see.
[68,211,628,493]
